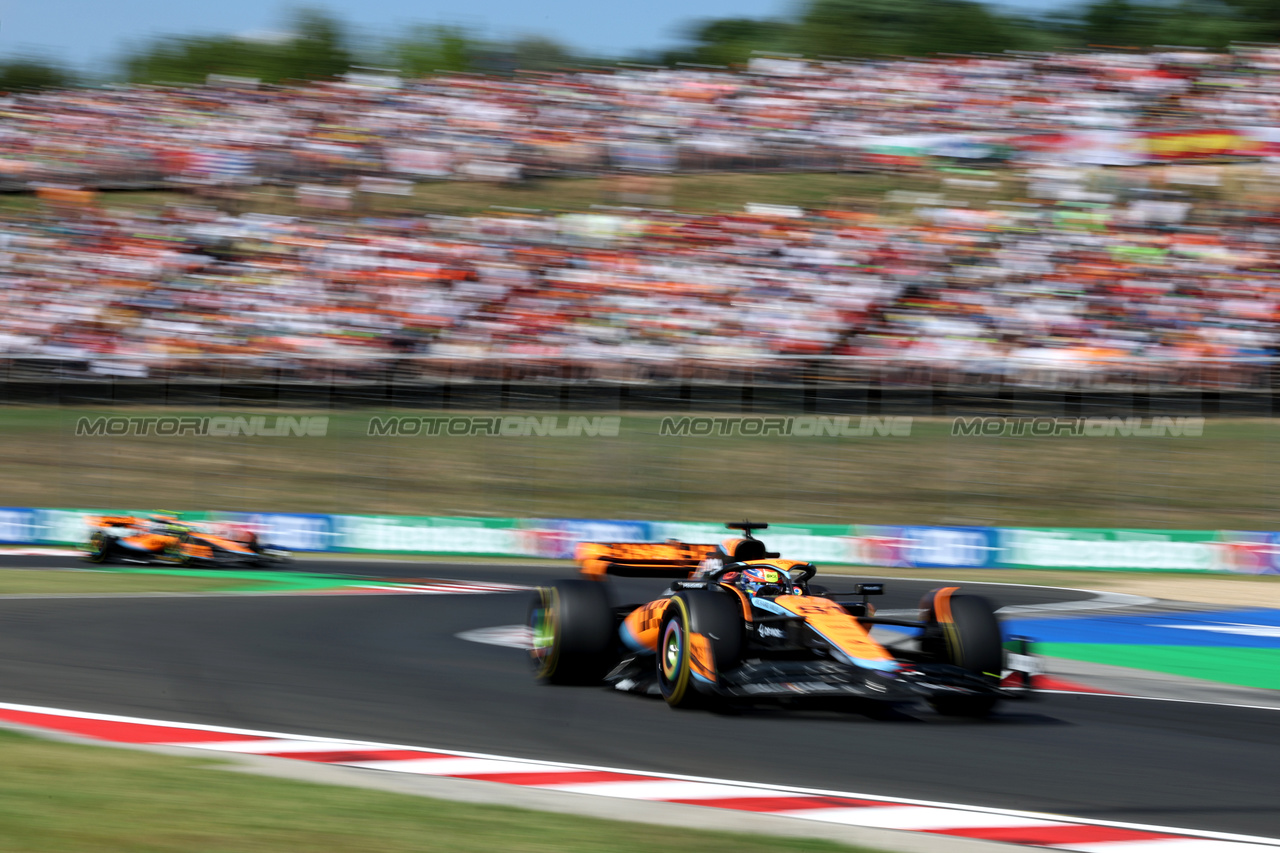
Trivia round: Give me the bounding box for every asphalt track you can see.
[1,556,1278,839]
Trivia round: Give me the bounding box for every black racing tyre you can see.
[529,579,617,685]
[657,589,743,709]
[929,593,1003,717]
[86,532,113,564]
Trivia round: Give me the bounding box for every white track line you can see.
[0,700,1276,849]
[1037,690,1280,712]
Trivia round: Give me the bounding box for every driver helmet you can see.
[739,566,787,598]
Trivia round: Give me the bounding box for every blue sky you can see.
[0,0,797,73]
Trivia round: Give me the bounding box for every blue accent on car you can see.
[619,621,650,653]
[750,597,790,616]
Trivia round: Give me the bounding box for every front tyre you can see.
[657,590,743,710]
[529,580,616,685]
[928,593,1003,717]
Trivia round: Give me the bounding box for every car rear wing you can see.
[576,541,718,579]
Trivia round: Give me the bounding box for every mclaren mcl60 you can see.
[529,522,1036,716]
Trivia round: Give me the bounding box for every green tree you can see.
[122,8,352,84]
[124,36,273,84]
[1060,0,1250,48]
[1077,0,1160,45]
[0,59,75,91]
[913,1,1026,53]
[510,35,573,71]
[1151,0,1251,45]
[270,8,352,81]
[792,0,920,56]
[1218,0,1280,40]
[679,17,792,66]
[387,25,476,75]
[790,0,1033,56]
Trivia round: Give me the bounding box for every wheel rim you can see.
[530,601,556,663]
[529,590,560,676]
[661,621,683,681]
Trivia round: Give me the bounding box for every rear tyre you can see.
[657,590,743,710]
[529,580,617,685]
[927,593,1003,717]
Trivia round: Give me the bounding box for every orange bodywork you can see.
[192,534,254,555]
[720,537,745,556]
[770,595,896,667]
[586,537,903,682]
[181,543,213,560]
[96,515,143,528]
[620,598,720,682]
[123,533,174,550]
[620,583,896,679]
[735,558,808,574]
[621,599,670,652]
[688,632,717,682]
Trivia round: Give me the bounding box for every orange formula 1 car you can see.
[83,515,289,568]
[529,522,1035,716]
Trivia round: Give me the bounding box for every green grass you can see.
[5,408,1280,528]
[0,170,1007,218]
[0,727,874,853]
[0,569,250,595]
[3,163,1265,220]
[398,170,969,216]
[1035,644,1280,691]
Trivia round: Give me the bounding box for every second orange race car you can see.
[83,514,290,568]
[529,522,1036,716]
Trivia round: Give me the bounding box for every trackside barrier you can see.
[2,508,1278,574]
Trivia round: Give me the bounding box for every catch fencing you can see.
[1,355,1277,407]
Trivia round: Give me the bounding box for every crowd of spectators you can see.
[0,194,1276,386]
[3,48,1280,387]
[7,48,1280,188]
